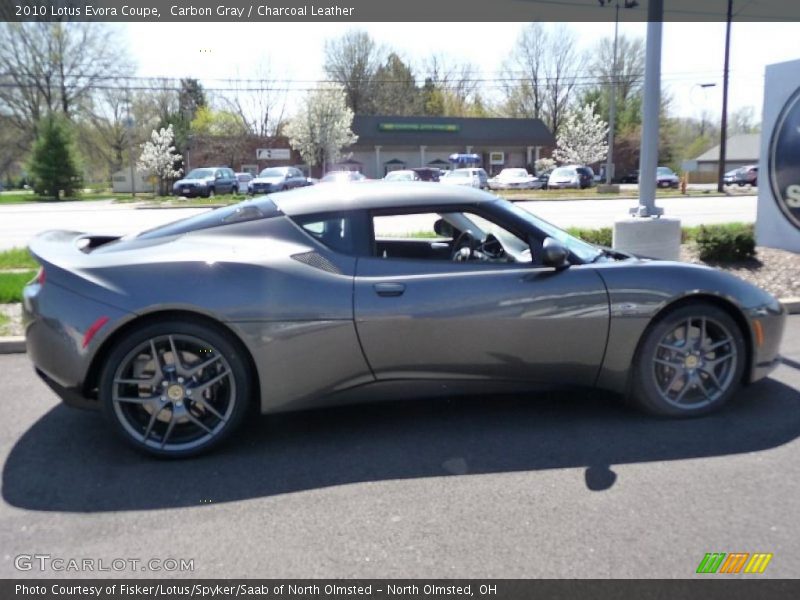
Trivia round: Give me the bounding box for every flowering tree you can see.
[137,124,183,195]
[552,103,608,166]
[534,157,556,174]
[284,83,358,173]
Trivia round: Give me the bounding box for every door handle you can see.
[374,282,406,297]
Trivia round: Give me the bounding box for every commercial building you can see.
[335,115,555,178]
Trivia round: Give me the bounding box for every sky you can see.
[123,21,800,123]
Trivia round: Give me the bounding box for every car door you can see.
[353,212,610,386]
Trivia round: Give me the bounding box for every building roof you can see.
[351,115,555,148]
[695,133,761,162]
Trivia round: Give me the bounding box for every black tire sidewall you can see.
[631,303,747,417]
[99,319,252,458]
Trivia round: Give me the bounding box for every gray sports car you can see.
[23,183,786,457]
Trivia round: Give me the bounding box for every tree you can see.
[28,114,82,200]
[222,61,287,137]
[284,84,358,173]
[0,22,133,151]
[729,106,760,135]
[552,103,608,166]
[372,53,421,116]
[323,30,384,114]
[418,55,485,117]
[137,124,182,195]
[501,24,585,135]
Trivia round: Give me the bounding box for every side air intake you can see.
[290,251,342,274]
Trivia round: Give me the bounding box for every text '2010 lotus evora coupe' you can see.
[23,183,786,457]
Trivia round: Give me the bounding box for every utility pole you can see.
[125,90,136,199]
[600,0,638,186]
[717,0,733,193]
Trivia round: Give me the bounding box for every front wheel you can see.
[99,319,252,457]
[630,303,746,417]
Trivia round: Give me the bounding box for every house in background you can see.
[694,133,761,174]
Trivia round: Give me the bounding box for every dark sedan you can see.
[248,166,309,195]
[24,183,786,457]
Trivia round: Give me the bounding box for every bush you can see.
[566,226,613,247]
[695,223,756,262]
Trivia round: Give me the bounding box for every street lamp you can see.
[599,0,639,186]
[690,82,717,137]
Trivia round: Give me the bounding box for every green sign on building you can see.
[378,123,460,133]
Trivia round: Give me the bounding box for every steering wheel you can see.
[451,230,477,261]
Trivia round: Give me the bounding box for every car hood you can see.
[251,176,284,185]
[174,177,213,185]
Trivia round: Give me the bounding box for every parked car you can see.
[24,182,786,456]
[723,168,739,186]
[620,170,639,184]
[734,165,758,187]
[441,168,489,189]
[576,166,596,189]
[384,170,421,182]
[248,167,309,195]
[412,168,441,182]
[536,170,552,190]
[548,166,595,190]
[656,166,680,189]
[172,167,238,198]
[235,172,253,190]
[319,171,367,183]
[488,168,541,191]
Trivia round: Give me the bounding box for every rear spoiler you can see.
[28,230,122,269]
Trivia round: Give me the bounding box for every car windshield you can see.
[498,199,603,263]
[258,168,287,178]
[551,168,575,177]
[186,169,214,179]
[657,167,674,175]
[499,169,528,178]
[446,171,470,178]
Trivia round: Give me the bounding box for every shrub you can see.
[566,227,613,247]
[695,223,756,262]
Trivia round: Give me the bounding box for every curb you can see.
[0,336,25,354]
[0,299,798,355]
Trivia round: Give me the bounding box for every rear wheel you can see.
[207,188,215,198]
[630,303,746,417]
[99,319,252,457]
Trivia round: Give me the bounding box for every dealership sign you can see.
[769,89,800,229]
[378,123,460,132]
[756,59,800,253]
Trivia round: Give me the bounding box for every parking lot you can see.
[1,316,798,578]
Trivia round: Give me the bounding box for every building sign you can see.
[378,123,460,133]
[256,148,291,160]
[768,88,800,230]
[757,59,800,253]
[489,152,505,165]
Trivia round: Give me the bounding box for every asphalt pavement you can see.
[0,194,758,250]
[1,316,798,578]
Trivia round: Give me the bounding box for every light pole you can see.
[599,0,639,186]
[717,0,733,193]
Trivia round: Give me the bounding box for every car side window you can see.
[292,214,356,255]
[371,210,531,264]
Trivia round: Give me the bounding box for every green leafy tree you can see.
[28,115,82,200]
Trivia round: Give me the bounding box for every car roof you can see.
[266,181,496,216]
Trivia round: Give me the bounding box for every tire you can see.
[99,319,252,458]
[207,188,215,198]
[629,302,746,417]
[232,185,238,195]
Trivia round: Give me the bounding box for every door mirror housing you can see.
[542,237,570,269]
[433,218,455,238]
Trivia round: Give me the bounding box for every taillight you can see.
[35,267,45,285]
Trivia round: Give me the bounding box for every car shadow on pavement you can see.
[3,378,800,512]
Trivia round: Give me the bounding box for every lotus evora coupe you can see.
[23,183,786,457]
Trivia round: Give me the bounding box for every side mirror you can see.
[542,237,569,269]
